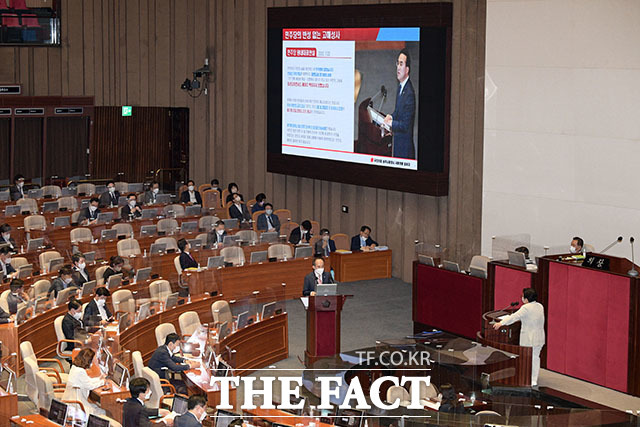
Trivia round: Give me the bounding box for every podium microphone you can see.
[497,301,519,313]
[600,236,623,254]
[629,237,638,277]
[369,85,387,109]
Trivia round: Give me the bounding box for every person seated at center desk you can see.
[350,225,378,252]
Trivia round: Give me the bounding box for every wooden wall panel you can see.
[0,0,485,282]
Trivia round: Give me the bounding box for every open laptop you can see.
[187,239,202,251]
[215,409,240,427]
[185,205,201,217]
[0,365,16,393]
[4,205,21,216]
[217,321,230,340]
[222,218,238,229]
[81,280,97,297]
[156,194,171,205]
[26,237,44,252]
[84,251,96,263]
[42,201,59,213]
[149,243,167,255]
[87,414,111,427]
[294,246,313,259]
[136,302,151,322]
[118,312,131,334]
[214,359,231,377]
[140,224,157,236]
[100,229,117,241]
[250,250,268,264]
[417,254,435,266]
[53,216,70,227]
[17,264,33,279]
[110,362,129,388]
[507,250,526,267]
[141,209,157,219]
[222,235,239,246]
[261,302,276,319]
[134,267,152,282]
[0,191,9,202]
[27,188,43,199]
[170,394,189,416]
[335,409,364,427]
[96,212,113,224]
[260,231,279,243]
[181,221,198,233]
[469,266,487,279]
[207,256,225,269]
[442,260,461,273]
[48,257,65,273]
[236,311,250,330]
[107,273,123,290]
[316,284,337,296]
[164,292,179,309]
[48,399,69,425]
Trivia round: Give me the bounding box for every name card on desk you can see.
[582,255,610,271]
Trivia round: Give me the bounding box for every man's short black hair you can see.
[68,299,82,311]
[187,179,195,186]
[107,181,115,186]
[312,255,324,266]
[128,193,136,199]
[523,288,537,302]
[0,246,10,256]
[129,377,150,398]
[187,394,207,410]
[14,174,24,182]
[71,253,85,264]
[398,48,411,71]
[0,223,11,233]
[264,203,273,209]
[178,238,188,252]
[215,220,225,227]
[320,228,330,235]
[515,246,530,258]
[360,225,372,233]
[228,182,238,192]
[9,279,23,292]
[211,179,219,186]
[95,287,110,297]
[90,197,100,204]
[59,266,73,276]
[110,255,124,266]
[255,193,266,203]
[572,236,584,248]
[151,181,159,186]
[301,220,312,231]
[165,333,181,345]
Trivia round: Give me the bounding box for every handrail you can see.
[153,168,186,183]
[67,178,116,187]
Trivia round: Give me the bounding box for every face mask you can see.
[129,201,136,207]
[217,229,224,235]
[114,266,122,272]
[234,199,241,204]
[144,390,152,400]
[89,206,97,212]
[322,235,329,241]
[231,188,237,193]
[188,185,195,192]
[5,257,11,264]
[64,277,73,285]
[315,267,324,275]
[17,182,23,188]
[108,187,115,193]
[569,246,578,254]
[78,262,86,270]
[2,233,9,240]
[198,411,206,422]
[97,299,106,306]
[73,312,82,320]
[152,188,159,194]
[265,209,273,215]
[301,229,307,234]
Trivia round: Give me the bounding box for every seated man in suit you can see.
[210,179,223,199]
[7,279,29,314]
[122,377,169,427]
[148,333,198,394]
[48,267,77,299]
[208,220,227,246]
[121,193,143,220]
[78,197,101,225]
[71,253,91,286]
[0,224,16,251]
[228,193,251,222]
[303,256,333,296]
[83,287,113,326]
[180,180,202,205]
[103,255,134,282]
[178,238,199,270]
[0,246,16,280]
[174,394,208,426]
[289,220,312,245]
[0,305,14,323]
[99,180,121,208]
[226,182,243,203]
[314,228,337,257]
[252,193,267,214]
[9,174,25,201]
[143,181,161,205]
[350,225,378,252]
[256,203,280,233]
[62,299,84,352]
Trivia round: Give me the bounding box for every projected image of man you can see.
[384,49,416,160]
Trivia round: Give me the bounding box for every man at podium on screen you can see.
[303,256,334,296]
[384,48,416,160]
[493,287,545,387]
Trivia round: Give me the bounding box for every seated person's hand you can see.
[370,243,377,249]
[384,114,393,126]
[158,408,170,417]
[310,291,317,296]
[187,360,199,369]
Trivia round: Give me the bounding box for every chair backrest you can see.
[53,315,66,350]
[309,235,320,250]
[195,233,208,246]
[58,196,78,211]
[198,215,218,231]
[24,214,46,231]
[32,279,51,299]
[235,230,258,243]
[11,256,28,268]
[220,246,245,266]
[95,265,108,286]
[141,367,162,409]
[149,279,173,302]
[469,255,490,271]
[332,233,350,251]
[132,350,144,378]
[115,181,129,193]
[112,289,135,313]
[71,210,81,224]
[0,290,10,313]
[112,223,134,237]
[39,250,61,271]
[70,227,93,243]
[155,237,178,251]
[179,311,201,337]
[310,221,320,236]
[17,198,38,213]
[198,184,211,193]
[280,222,299,239]
[274,209,291,225]
[173,256,183,276]
[35,371,55,410]
[155,322,177,347]
[117,238,141,257]
[202,189,220,209]
[267,244,293,260]
[163,204,185,218]
[386,385,410,405]
[22,357,39,404]
[157,218,179,234]
[41,185,62,198]
[211,300,233,324]
[56,287,79,306]
[221,189,229,204]
[77,183,96,195]
[20,340,36,363]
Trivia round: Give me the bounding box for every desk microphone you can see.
[369,85,387,110]
[629,237,638,277]
[498,301,519,313]
[600,236,623,254]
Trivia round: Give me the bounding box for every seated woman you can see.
[62,348,106,418]
[438,383,465,414]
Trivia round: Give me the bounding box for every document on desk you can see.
[300,297,309,310]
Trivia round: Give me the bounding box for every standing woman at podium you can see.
[493,288,545,387]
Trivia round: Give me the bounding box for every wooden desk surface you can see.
[0,386,18,427]
[10,414,60,426]
[243,408,334,427]
[330,250,392,282]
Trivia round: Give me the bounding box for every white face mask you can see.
[322,235,330,241]
[315,267,324,276]
[152,188,159,194]
[73,311,82,320]
[569,246,578,254]
[17,182,23,188]
[97,299,106,306]
[78,262,86,270]
[89,205,97,212]
[188,185,195,192]
[108,186,115,193]
[5,257,11,264]
[144,390,152,400]
[231,188,238,193]
[128,201,136,207]
[64,277,73,285]
[2,233,9,240]
[265,209,273,215]
[216,229,224,235]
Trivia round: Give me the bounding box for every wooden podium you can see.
[304,295,351,366]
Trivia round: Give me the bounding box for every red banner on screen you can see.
[283,28,380,41]
[285,48,317,58]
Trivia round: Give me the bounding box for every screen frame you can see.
[267,3,452,196]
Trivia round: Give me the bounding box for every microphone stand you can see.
[629,237,638,276]
[600,236,623,254]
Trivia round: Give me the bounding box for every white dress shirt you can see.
[501,301,545,347]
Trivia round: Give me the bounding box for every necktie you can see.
[317,273,322,284]
[398,84,402,98]
[267,215,273,228]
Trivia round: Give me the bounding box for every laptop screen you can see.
[215,410,240,427]
[87,414,110,427]
[48,399,68,425]
[172,394,189,415]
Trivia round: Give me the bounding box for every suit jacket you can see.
[179,251,199,270]
[350,235,378,251]
[48,277,74,298]
[7,292,24,314]
[99,190,121,208]
[251,202,266,214]
[62,312,83,351]
[207,230,227,246]
[148,345,188,380]
[121,203,142,220]
[228,203,250,221]
[180,190,202,205]
[102,266,120,283]
[72,267,91,286]
[143,190,161,205]
[501,301,545,347]
[0,235,16,251]
[122,397,159,427]
[0,260,15,278]
[9,185,24,201]
[78,206,100,223]
[256,213,281,233]
[289,227,311,245]
[174,412,202,427]
[303,271,334,296]
[390,78,416,159]
[83,299,113,326]
[314,239,337,256]
[0,306,11,323]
